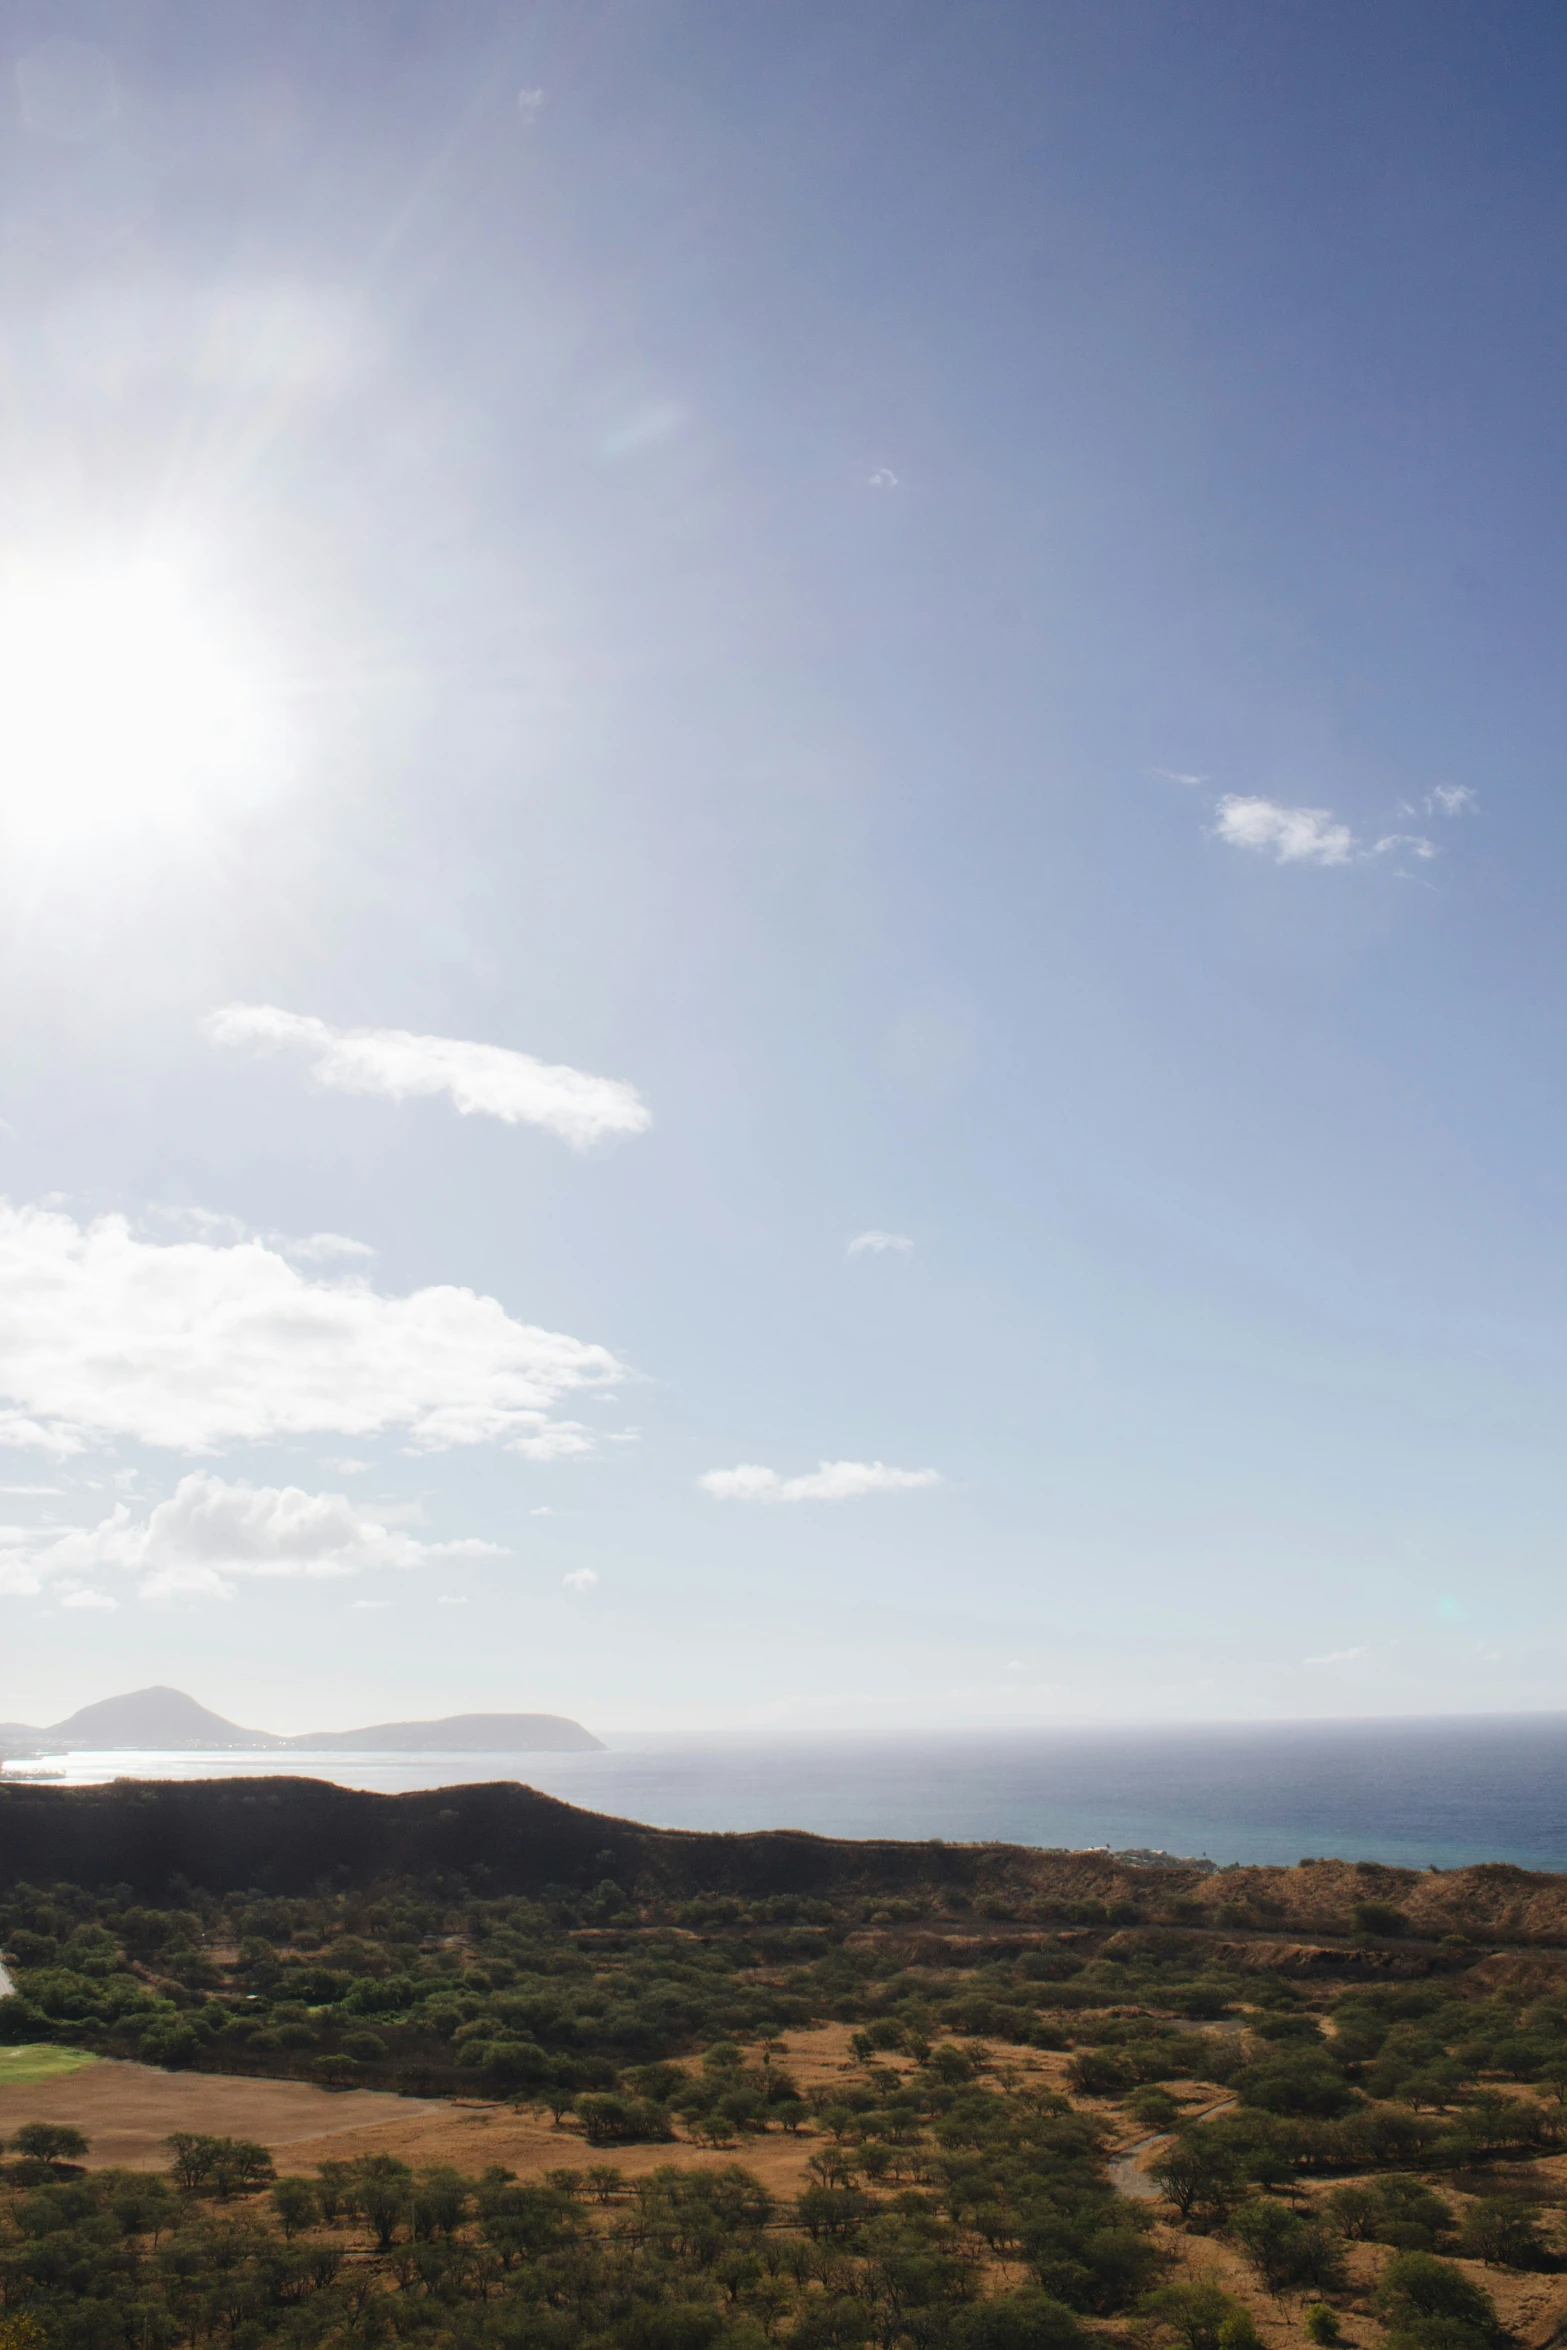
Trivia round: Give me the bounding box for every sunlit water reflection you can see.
[4,1715,1567,1871]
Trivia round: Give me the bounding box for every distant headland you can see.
[0,1684,604,1755]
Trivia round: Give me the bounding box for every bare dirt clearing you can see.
[280,2029,907,2193]
[0,2028,948,2197]
[292,2102,828,2196]
[0,2060,450,2169]
[0,2032,887,2194]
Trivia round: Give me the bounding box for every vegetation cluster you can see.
[7,1804,1567,2350]
[0,2071,1148,2350]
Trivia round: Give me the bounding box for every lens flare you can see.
[0,558,270,846]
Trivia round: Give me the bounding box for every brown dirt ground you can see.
[1128,2218,1547,2350]
[292,2103,825,2196]
[0,2061,451,2170]
[279,2029,1131,2190]
[277,2028,896,2192]
[1135,2157,1567,2350]
[0,2033,879,2189]
[0,2027,1054,2196]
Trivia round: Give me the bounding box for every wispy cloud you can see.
[846,1230,914,1259]
[0,1473,498,1604]
[147,1205,248,1243]
[699,1460,942,1504]
[0,1199,624,1456]
[277,1231,375,1264]
[563,1566,599,1590]
[868,468,899,489]
[1214,796,1358,866]
[151,1206,374,1264]
[1304,1645,1368,1666]
[1213,782,1476,871]
[1153,768,1211,786]
[203,1005,650,1150]
[1370,832,1437,863]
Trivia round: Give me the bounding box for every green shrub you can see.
[1373,2251,1504,2350]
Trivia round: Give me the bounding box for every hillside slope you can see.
[1,1774,1565,1942]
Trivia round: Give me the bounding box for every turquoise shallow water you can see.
[9,1713,1567,1870]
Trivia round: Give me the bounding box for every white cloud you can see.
[0,1473,498,1604]
[563,1566,598,1590]
[699,1460,943,1504]
[0,1199,625,1456]
[1304,1645,1368,1666]
[276,1232,376,1264]
[1153,768,1211,786]
[1431,784,1477,815]
[1213,796,1357,866]
[846,1230,914,1259]
[59,1588,116,1610]
[202,1004,650,1150]
[1214,792,1456,872]
[868,469,899,489]
[148,1211,374,1266]
[1370,832,1437,862]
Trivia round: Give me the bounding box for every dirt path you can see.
[1108,2096,1236,2200]
[0,1959,14,2000]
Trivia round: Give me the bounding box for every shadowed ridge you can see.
[6,1780,1567,1950]
[0,1775,987,1900]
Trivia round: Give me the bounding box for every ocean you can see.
[7,1713,1567,1871]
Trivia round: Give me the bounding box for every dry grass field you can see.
[0,2024,1114,2200]
[0,2055,449,2168]
[0,2028,910,2192]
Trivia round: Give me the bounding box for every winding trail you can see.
[1108,2096,1237,2200]
[0,1960,14,2001]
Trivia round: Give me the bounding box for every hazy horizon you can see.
[2,3,1566,1737]
[18,1684,1567,1744]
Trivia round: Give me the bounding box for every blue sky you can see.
[1,0,1566,1733]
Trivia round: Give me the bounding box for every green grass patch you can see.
[0,2045,100,2089]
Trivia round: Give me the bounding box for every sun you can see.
[0,556,269,847]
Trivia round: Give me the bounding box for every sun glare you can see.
[0,559,268,846]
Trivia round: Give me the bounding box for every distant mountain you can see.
[11,1688,282,1750]
[283,1713,604,1753]
[0,1686,603,1754]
